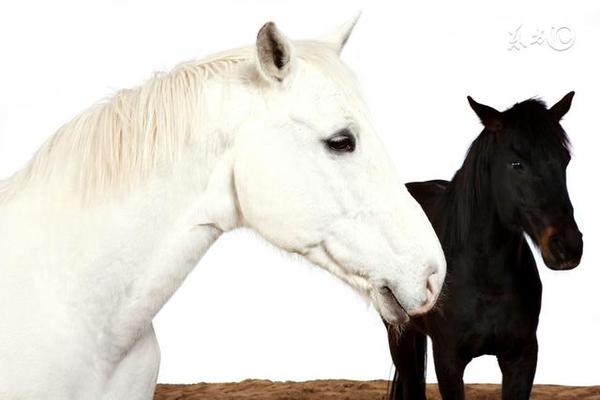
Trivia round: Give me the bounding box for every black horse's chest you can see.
[429,250,542,357]
[406,180,544,359]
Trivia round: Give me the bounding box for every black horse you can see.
[387,93,583,400]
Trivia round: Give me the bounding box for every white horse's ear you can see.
[256,22,294,82]
[319,13,361,53]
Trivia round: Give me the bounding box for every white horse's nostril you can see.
[428,271,443,300]
[426,276,435,302]
[407,272,441,317]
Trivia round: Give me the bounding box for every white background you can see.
[0,0,598,386]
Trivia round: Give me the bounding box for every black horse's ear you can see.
[467,96,502,132]
[549,91,575,120]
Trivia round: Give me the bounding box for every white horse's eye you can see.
[324,129,356,153]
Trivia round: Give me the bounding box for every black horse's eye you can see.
[511,161,524,171]
[324,130,356,153]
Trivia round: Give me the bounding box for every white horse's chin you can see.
[371,287,410,326]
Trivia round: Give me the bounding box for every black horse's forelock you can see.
[440,98,571,251]
[505,98,571,151]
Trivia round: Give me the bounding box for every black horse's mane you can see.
[440,129,495,252]
[439,98,570,251]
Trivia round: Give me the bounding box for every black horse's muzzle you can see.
[539,223,583,270]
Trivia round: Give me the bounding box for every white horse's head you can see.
[233,18,446,325]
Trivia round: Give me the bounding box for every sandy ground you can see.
[155,380,600,399]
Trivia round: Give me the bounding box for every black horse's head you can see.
[467,92,582,270]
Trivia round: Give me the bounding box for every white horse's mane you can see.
[0,41,350,203]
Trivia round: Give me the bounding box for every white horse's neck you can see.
[0,62,251,368]
[90,151,240,361]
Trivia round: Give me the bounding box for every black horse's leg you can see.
[387,324,427,400]
[497,339,538,400]
[432,345,470,400]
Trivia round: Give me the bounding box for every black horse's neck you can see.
[437,131,525,272]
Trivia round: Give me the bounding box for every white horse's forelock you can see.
[0,41,359,205]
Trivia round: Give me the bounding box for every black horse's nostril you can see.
[548,234,566,259]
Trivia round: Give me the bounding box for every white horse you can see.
[0,18,445,400]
